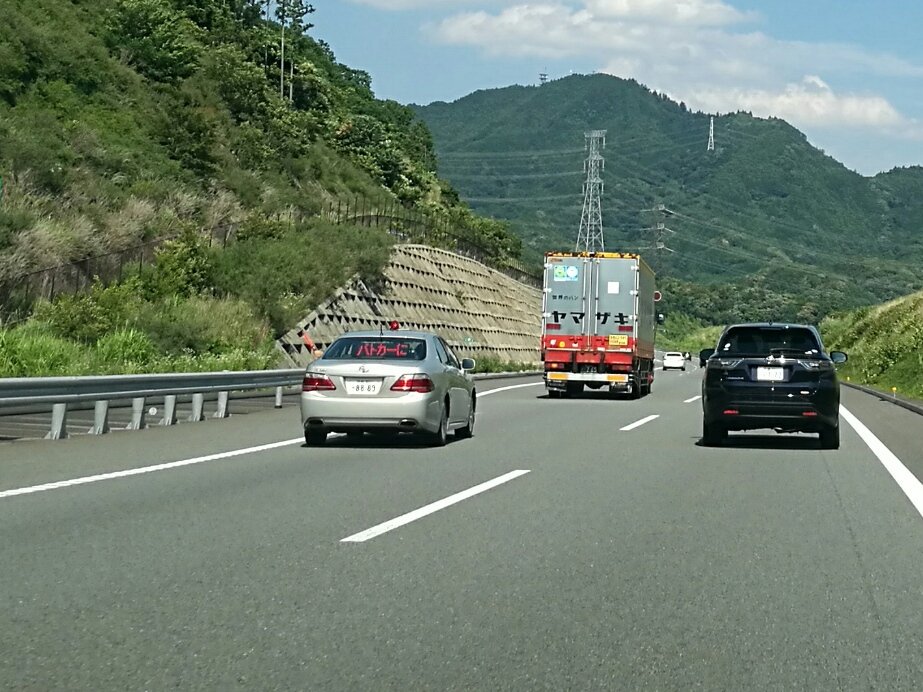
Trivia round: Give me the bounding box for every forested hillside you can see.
[0,0,521,375]
[416,74,923,324]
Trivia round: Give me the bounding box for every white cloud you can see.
[585,0,756,26]
[686,77,906,128]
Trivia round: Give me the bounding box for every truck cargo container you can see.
[541,252,660,398]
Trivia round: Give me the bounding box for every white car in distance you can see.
[662,352,686,371]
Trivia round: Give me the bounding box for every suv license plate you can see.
[346,379,380,395]
[756,367,785,381]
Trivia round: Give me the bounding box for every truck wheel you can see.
[566,382,583,397]
[628,380,641,400]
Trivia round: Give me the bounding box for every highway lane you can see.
[2,370,923,689]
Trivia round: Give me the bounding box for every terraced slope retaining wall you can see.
[277,245,541,368]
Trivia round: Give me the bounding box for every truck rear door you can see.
[590,258,635,350]
[544,256,589,343]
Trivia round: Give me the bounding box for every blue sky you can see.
[315,1,923,175]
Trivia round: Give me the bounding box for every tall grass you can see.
[821,292,923,398]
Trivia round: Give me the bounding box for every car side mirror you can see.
[830,351,848,364]
[656,313,666,325]
[460,358,476,371]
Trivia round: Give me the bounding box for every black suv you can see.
[699,323,848,449]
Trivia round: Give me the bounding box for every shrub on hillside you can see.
[0,322,88,377]
[32,277,144,343]
[106,0,202,83]
[145,228,213,298]
[136,295,270,355]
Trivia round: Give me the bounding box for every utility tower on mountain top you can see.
[707,116,715,152]
[576,130,607,252]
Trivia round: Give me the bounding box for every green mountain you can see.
[415,74,923,324]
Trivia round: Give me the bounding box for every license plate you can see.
[345,379,381,395]
[756,367,785,381]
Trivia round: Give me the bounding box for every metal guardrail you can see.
[0,370,304,440]
[0,369,543,441]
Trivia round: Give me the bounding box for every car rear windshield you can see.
[323,337,427,360]
[717,327,821,357]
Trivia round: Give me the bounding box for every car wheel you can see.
[819,423,839,450]
[428,403,449,447]
[456,395,476,439]
[304,429,326,446]
[702,420,726,446]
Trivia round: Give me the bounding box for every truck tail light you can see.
[303,373,335,391]
[391,374,434,393]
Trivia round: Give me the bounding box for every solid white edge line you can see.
[0,438,305,500]
[684,395,702,403]
[620,414,660,431]
[840,405,923,520]
[479,382,544,397]
[341,469,531,543]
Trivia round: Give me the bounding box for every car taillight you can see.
[302,373,335,391]
[391,374,434,393]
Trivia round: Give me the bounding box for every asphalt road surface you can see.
[2,368,923,690]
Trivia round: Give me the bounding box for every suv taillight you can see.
[391,374,434,393]
[302,373,335,391]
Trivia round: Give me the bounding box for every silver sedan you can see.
[299,330,477,446]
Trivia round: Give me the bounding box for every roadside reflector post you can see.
[274,386,284,408]
[892,387,898,398]
[214,390,230,419]
[128,397,147,430]
[46,403,69,440]
[90,400,110,435]
[190,393,205,422]
[162,395,178,426]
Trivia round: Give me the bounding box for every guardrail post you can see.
[214,391,230,419]
[275,386,284,409]
[90,400,110,435]
[46,403,68,440]
[190,393,205,422]
[127,397,146,430]
[162,395,177,426]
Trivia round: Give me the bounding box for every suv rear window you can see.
[717,327,821,357]
[323,337,427,360]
